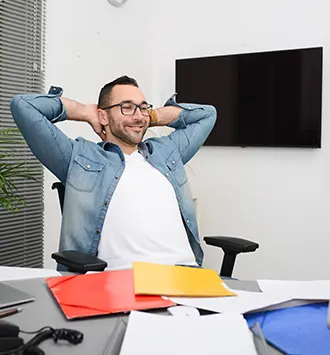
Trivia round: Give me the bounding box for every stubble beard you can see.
[109,116,148,146]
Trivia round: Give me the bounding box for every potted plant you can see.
[0,128,37,213]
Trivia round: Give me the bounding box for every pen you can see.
[0,307,23,319]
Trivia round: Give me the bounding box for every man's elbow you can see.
[10,94,24,117]
[205,105,217,128]
[10,94,37,121]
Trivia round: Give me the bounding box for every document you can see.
[168,290,293,314]
[133,261,236,297]
[120,311,258,355]
[258,279,330,300]
[0,266,60,282]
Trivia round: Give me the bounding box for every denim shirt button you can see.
[165,173,169,177]
[186,220,190,224]
[87,164,91,169]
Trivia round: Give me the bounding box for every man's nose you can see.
[132,107,144,120]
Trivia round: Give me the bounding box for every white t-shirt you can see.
[97,150,197,270]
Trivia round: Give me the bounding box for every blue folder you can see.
[244,302,330,355]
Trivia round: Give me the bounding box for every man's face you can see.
[105,85,150,146]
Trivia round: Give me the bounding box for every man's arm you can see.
[151,96,217,164]
[60,98,105,140]
[10,94,100,183]
[151,106,183,126]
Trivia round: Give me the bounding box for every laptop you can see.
[0,282,36,309]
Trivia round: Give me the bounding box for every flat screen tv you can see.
[175,47,323,148]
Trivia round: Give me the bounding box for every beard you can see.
[108,115,148,146]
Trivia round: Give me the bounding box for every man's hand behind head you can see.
[85,104,106,141]
[60,98,106,141]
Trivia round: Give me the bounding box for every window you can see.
[0,0,46,267]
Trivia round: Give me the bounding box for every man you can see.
[10,76,217,270]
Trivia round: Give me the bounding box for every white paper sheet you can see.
[0,266,60,282]
[257,279,330,300]
[120,311,257,355]
[168,290,292,314]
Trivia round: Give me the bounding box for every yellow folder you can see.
[133,262,237,297]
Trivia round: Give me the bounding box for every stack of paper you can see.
[133,262,236,297]
[120,311,258,355]
[258,279,330,300]
[169,290,293,314]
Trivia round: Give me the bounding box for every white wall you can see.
[44,0,330,280]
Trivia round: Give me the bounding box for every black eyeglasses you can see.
[100,101,153,116]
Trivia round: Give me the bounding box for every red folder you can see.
[46,269,175,320]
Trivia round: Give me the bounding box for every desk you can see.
[3,277,283,355]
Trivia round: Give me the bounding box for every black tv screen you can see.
[175,47,323,148]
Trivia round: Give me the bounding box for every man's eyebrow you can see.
[121,100,148,105]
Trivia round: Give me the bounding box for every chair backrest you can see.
[50,183,108,272]
[51,182,65,214]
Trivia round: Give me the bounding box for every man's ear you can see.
[97,109,109,126]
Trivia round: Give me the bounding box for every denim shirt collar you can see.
[98,139,153,158]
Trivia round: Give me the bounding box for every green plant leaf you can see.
[0,128,38,213]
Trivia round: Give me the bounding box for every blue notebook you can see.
[245,302,330,355]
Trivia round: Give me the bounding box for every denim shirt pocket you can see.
[166,151,188,186]
[67,154,105,192]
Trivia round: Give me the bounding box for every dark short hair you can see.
[98,75,139,108]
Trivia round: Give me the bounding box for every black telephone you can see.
[0,319,83,354]
[0,320,24,353]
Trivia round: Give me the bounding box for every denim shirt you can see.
[10,93,217,269]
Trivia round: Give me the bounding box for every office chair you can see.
[51,182,259,277]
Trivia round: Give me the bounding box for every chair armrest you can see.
[203,236,259,254]
[51,250,107,273]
